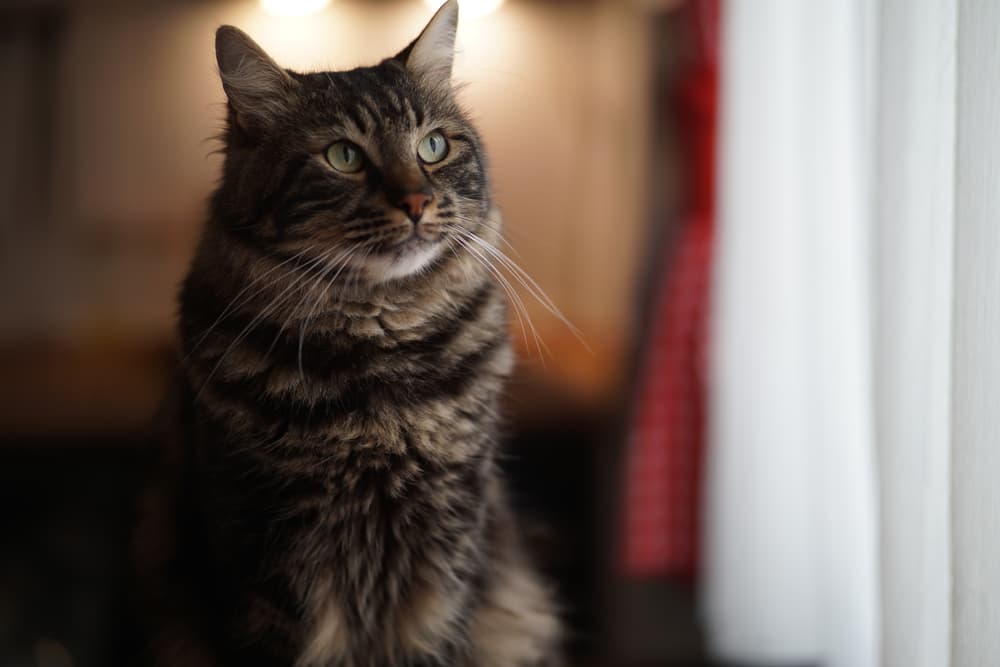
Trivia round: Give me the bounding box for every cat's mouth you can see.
[385,221,445,251]
[357,221,447,281]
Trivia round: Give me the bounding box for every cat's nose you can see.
[397,191,433,223]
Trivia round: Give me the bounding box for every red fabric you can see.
[623,220,712,578]
[622,0,718,579]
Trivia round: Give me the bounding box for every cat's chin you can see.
[360,241,445,282]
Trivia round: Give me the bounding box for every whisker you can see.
[343,225,409,241]
[297,246,360,382]
[447,224,589,352]
[256,253,351,374]
[449,234,548,362]
[453,235,540,357]
[194,248,338,400]
[185,246,314,361]
[302,245,372,424]
[454,215,525,261]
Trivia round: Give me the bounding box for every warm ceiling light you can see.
[424,0,504,20]
[260,0,331,17]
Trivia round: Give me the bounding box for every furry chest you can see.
[291,452,488,665]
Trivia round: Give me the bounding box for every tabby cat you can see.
[133,2,562,665]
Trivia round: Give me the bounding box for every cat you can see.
[131,1,563,666]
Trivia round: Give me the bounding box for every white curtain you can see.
[706,0,1000,665]
[949,1,1000,663]
[703,1,880,666]
[874,1,955,665]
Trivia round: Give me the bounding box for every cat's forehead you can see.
[301,63,408,95]
[296,64,451,126]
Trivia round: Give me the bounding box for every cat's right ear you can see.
[215,26,297,134]
[394,0,459,87]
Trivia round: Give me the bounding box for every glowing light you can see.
[260,0,331,17]
[424,0,504,20]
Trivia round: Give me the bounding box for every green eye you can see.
[417,131,449,164]
[326,141,364,173]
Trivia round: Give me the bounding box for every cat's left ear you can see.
[395,0,459,84]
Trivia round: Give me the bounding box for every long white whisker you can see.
[448,225,589,351]
[467,233,567,319]
[260,248,355,370]
[294,254,347,383]
[297,246,359,382]
[450,234,548,361]
[195,248,337,400]
[463,236,549,360]
[448,235,529,349]
[454,214,525,261]
[447,235,520,341]
[186,246,313,359]
[302,244,372,424]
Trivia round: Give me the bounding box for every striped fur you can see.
[134,5,562,667]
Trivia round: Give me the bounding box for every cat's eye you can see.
[417,131,449,164]
[326,141,364,173]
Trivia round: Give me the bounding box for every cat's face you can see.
[213,0,488,283]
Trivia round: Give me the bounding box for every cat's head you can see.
[212,0,490,283]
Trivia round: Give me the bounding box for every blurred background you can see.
[4,0,1000,666]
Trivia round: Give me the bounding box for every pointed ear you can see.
[396,0,459,84]
[215,25,297,133]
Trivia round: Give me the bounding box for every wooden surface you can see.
[0,338,174,439]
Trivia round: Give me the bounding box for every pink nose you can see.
[398,192,433,222]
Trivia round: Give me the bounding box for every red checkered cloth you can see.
[621,0,717,579]
[623,218,712,578]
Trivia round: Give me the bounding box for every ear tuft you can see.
[402,0,459,84]
[215,25,296,133]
